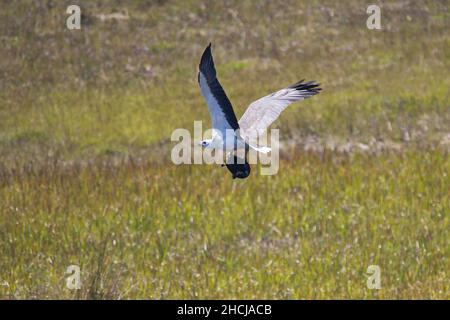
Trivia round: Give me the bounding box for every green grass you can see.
[0,0,449,299]
[1,150,448,299]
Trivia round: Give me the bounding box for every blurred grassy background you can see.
[0,0,449,298]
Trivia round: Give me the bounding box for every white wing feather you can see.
[238,80,321,143]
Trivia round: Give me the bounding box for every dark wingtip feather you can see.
[289,79,322,96]
[198,43,216,83]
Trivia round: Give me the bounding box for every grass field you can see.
[0,0,449,299]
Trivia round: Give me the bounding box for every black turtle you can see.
[222,154,251,179]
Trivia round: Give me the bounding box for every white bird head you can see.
[199,139,213,148]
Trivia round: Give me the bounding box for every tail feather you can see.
[248,144,271,154]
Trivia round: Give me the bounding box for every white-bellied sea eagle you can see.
[197,43,321,178]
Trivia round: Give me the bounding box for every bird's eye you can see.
[202,141,207,146]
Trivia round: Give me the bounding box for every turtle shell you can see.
[224,155,251,179]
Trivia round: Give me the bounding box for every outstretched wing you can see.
[198,43,239,135]
[238,80,321,141]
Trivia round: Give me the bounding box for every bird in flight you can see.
[198,43,321,178]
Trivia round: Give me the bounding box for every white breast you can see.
[211,130,246,151]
